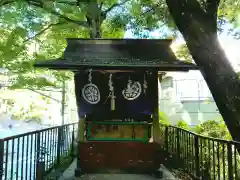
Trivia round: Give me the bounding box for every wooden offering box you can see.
[85,112,152,142]
[76,112,163,173]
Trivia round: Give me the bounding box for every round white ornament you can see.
[82,83,100,104]
[122,79,142,100]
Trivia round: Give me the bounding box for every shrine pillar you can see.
[152,72,162,143]
[78,116,85,142]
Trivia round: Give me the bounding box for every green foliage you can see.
[218,0,240,26]
[128,0,174,32]
[174,44,193,63]
[0,0,130,90]
[194,119,232,140]
[176,120,190,130]
[0,0,239,90]
[162,118,238,179]
[159,111,170,125]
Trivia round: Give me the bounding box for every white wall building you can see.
[158,71,222,126]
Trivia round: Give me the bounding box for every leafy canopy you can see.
[0,0,239,89]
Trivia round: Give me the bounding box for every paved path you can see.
[59,159,176,180]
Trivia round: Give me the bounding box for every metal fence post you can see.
[165,126,169,152]
[227,143,233,180]
[176,129,181,161]
[194,135,200,177]
[57,126,62,165]
[0,139,4,180]
[36,131,45,180]
[71,124,75,157]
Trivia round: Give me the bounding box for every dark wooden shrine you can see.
[34,38,198,176]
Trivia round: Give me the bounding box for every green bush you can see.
[176,120,190,130]
[159,111,170,125]
[194,119,232,140]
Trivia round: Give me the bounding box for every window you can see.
[175,80,199,100]
[199,80,213,100]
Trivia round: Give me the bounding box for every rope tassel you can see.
[108,74,115,111]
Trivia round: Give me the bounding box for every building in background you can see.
[159,70,222,126]
[160,33,240,126]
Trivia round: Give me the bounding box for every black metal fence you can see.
[159,124,240,180]
[0,123,78,180]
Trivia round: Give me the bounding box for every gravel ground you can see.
[59,159,176,180]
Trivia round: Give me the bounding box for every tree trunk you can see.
[186,34,240,141]
[166,0,240,142]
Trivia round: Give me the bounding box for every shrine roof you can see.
[34,38,199,71]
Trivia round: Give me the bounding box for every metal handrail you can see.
[0,122,78,180]
[160,123,240,180]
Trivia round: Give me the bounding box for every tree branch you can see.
[0,0,14,7]
[99,1,103,10]
[23,22,64,43]
[104,0,130,13]
[26,0,88,27]
[27,88,61,103]
[57,0,77,6]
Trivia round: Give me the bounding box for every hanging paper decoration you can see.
[143,73,148,95]
[82,69,100,104]
[108,74,116,111]
[122,77,142,100]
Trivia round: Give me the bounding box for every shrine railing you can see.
[159,124,240,180]
[0,122,78,180]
